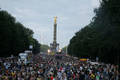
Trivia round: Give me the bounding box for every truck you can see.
[18,50,33,64]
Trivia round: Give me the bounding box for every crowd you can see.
[0,54,119,80]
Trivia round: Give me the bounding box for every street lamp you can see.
[29,45,33,53]
[58,49,62,53]
[48,49,51,55]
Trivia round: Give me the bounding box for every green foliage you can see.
[32,39,41,54]
[40,44,49,52]
[62,46,67,53]
[0,10,40,57]
[68,0,120,64]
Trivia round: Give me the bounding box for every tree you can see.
[68,0,120,64]
[62,46,67,53]
[40,44,50,53]
[32,39,41,54]
[0,10,41,57]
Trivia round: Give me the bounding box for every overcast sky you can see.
[0,0,100,48]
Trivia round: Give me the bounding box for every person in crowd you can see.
[0,54,119,80]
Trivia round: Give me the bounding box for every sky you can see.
[0,0,100,48]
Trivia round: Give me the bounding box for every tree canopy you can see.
[0,10,40,57]
[40,44,50,53]
[68,0,120,64]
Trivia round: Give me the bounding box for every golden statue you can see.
[54,16,57,24]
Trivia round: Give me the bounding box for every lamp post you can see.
[29,45,33,53]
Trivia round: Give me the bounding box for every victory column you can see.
[50,17,59,55]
